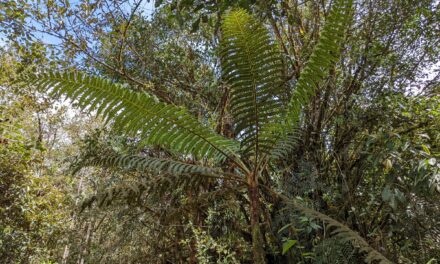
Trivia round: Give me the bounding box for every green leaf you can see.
[422,144,431,155]
[19,72,239,161]
[278,223,293,234]
[282,239,297,255]
[274,0,354,161]
[221,9,285,158]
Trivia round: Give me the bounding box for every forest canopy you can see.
[0,0,439,263]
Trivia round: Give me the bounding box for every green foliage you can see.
[285,0,353,128]
[314,237,361,264]
[0,115,32,262]
[182,223,241,264]
[16,1,384,263]
[282,239,297,255]
[270,131,300,161]
[85,153,218,176]
[21,72,239,161]
[221,9,285,158]
[289,201,393,264]
[8,0,440,262]
[0,76,71,264]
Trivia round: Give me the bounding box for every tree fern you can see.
[21,72,239,161]
[16,2,388,263]
[221,10,286,160]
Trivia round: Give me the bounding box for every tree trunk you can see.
[248,172,266,264]
[63,176,84,264]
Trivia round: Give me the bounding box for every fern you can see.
[80,169,241,211]
[263,182,392,263]
[80,179,149,209]
[270,131,301,161]
[221,0,353,162]
[16,4,385,264]
[80,174,195,210]
[221,10,286,159]
[77,152,244,210]
[85,153,218,176]
[288,200,393,264]
[283,0,353,130]
[21,72,239,161]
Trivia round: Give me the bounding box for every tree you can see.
[0,45,101,264]
[2,0,438,262]
[20,1,396,262]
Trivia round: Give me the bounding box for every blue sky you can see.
[0,0,156,47]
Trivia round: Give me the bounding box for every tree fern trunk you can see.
[248,172,266,264]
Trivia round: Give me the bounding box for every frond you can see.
[289,201,393,264]
[270,131,300,161]
[84,153,220,176]
[80,173,204,209]
[270,0,353,162]
[221,10,285,159]
[80,179,149,210]
[314,237,363,263]
[77,152,244,210]
[20,72,239,160]
[80,172,243,211]
[283,0,353,131]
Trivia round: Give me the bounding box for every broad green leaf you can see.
[282,239,297,255]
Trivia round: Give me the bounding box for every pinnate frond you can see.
[20,72,239,160]
[285,0,353,128]
[270,131,300,161]
[288,201,393,264]
[270,0,353,162]
[221,10,285,158]
[85,153,219,176]
[80,174,203,210]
